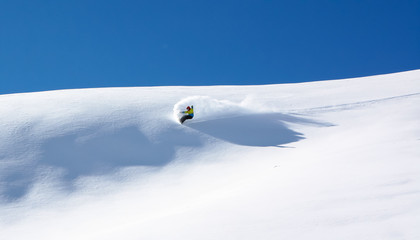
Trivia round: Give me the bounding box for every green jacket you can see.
[183,107,194,117]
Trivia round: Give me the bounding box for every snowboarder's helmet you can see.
[186,106,191,110]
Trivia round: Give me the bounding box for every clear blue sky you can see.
[1,0,419,94]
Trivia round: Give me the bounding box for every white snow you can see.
[0,70,420,239]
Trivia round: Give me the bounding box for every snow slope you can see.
[0,70,420,239]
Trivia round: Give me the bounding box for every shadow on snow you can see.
[187,113,332,147]
[1,125,203,202]
[1,112,332,202]
[40,126,203,181]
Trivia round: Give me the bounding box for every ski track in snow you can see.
[290,92,420,114]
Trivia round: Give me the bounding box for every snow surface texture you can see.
[1,70,420,239]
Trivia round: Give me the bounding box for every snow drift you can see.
[0,70,420,239]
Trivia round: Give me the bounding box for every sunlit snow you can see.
[1,70,419,239]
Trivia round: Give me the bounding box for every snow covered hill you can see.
[1,70,420,239]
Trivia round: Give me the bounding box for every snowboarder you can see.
[180,105,194,124]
